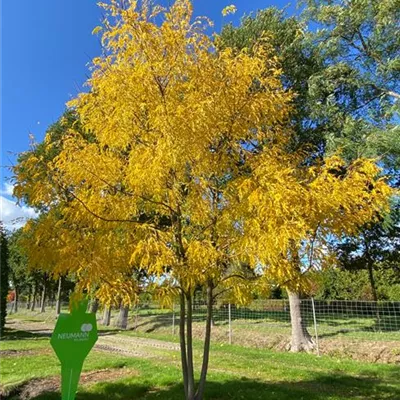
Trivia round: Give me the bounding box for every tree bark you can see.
[40,284,46,313]
[90,298,100,314]
[287,290,315,352]
[363,236,381,326]
[115,304,129,329]
[55,277,62,315]
[186,293,195,400]
[366,260,378,301]
[195,282,213,400]
[14,286,19,313]
[364,237,378,302]
[179,292,189,399]
[102,306,111,326]
[30,284,37,311]
[26,287,32,310]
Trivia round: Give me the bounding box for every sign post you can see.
[50,298,98,400]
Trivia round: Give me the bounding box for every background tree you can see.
[219,6,332,352]
[304,0,400,310]
[313,263,400,301]
[334,201,400,301]
[8,228,30,313]
[7,227,74,313]
[303,0,400,164]
[219,7,326,152]
[0,222,10,336]
[219,0,399,351]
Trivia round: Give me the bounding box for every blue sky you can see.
[1,0,294,229]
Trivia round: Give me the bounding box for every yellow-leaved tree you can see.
[13,112,140,310]
[13,1,392,398]
[238,153,393,351]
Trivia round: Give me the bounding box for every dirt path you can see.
[3,319,180,399]
[6,317,400,364]
[6,318,180,359]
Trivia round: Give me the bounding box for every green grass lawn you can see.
[1,324,400,400]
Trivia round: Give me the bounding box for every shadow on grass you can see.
[0,328,51,341]
[23,372,400,400]
[123,308,400,341]
[1,326,122,342]
[123,314,175,333]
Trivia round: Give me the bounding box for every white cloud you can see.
[0,182,15,197]
[0,195,38,230]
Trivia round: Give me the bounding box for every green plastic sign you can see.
[51,298,98,400]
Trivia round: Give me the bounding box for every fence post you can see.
[228,303,232,345]
[172,301,176,335]
[311,297,320,357]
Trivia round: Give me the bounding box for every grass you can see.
[0,330,131,390]
[7,306,400,367]
[120,305,400,341]
[10,304,400,341]
[1,321,400,400]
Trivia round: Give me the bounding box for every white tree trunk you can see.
[102,306,111,326]
[40,285,46,313]
[288,290,315,352]
[55,278,62,315]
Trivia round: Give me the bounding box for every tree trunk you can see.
[26,287,32,310]
[90,298,100,314]
[40,285,46,313]
[55,277,62,315]
[14,286,19,313]
[115,304,129,329]
[179,288,216,400]
[287,290,315,352]
[366,261,378,302]
[179,292,189,399]
[364,236,381,327]
[195,282,213,400]
[186,293,195,400]
[102,306,111,326]
[367,261,381,327]
[364,238,378,302]
[30,284,37,311]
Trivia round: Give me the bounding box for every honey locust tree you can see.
[14,1,391,398]
[30,2,293,397]
[241,154,393,351]
[218,0,399,351]
[19,210,139,307]
[13,112,139,308]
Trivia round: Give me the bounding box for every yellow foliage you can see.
[222,5,237,16]
[13,0,393,305]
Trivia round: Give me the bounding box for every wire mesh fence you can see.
[6,298,400,363]
[7,298,400,345]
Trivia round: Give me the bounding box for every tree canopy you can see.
[12,0,394,397]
